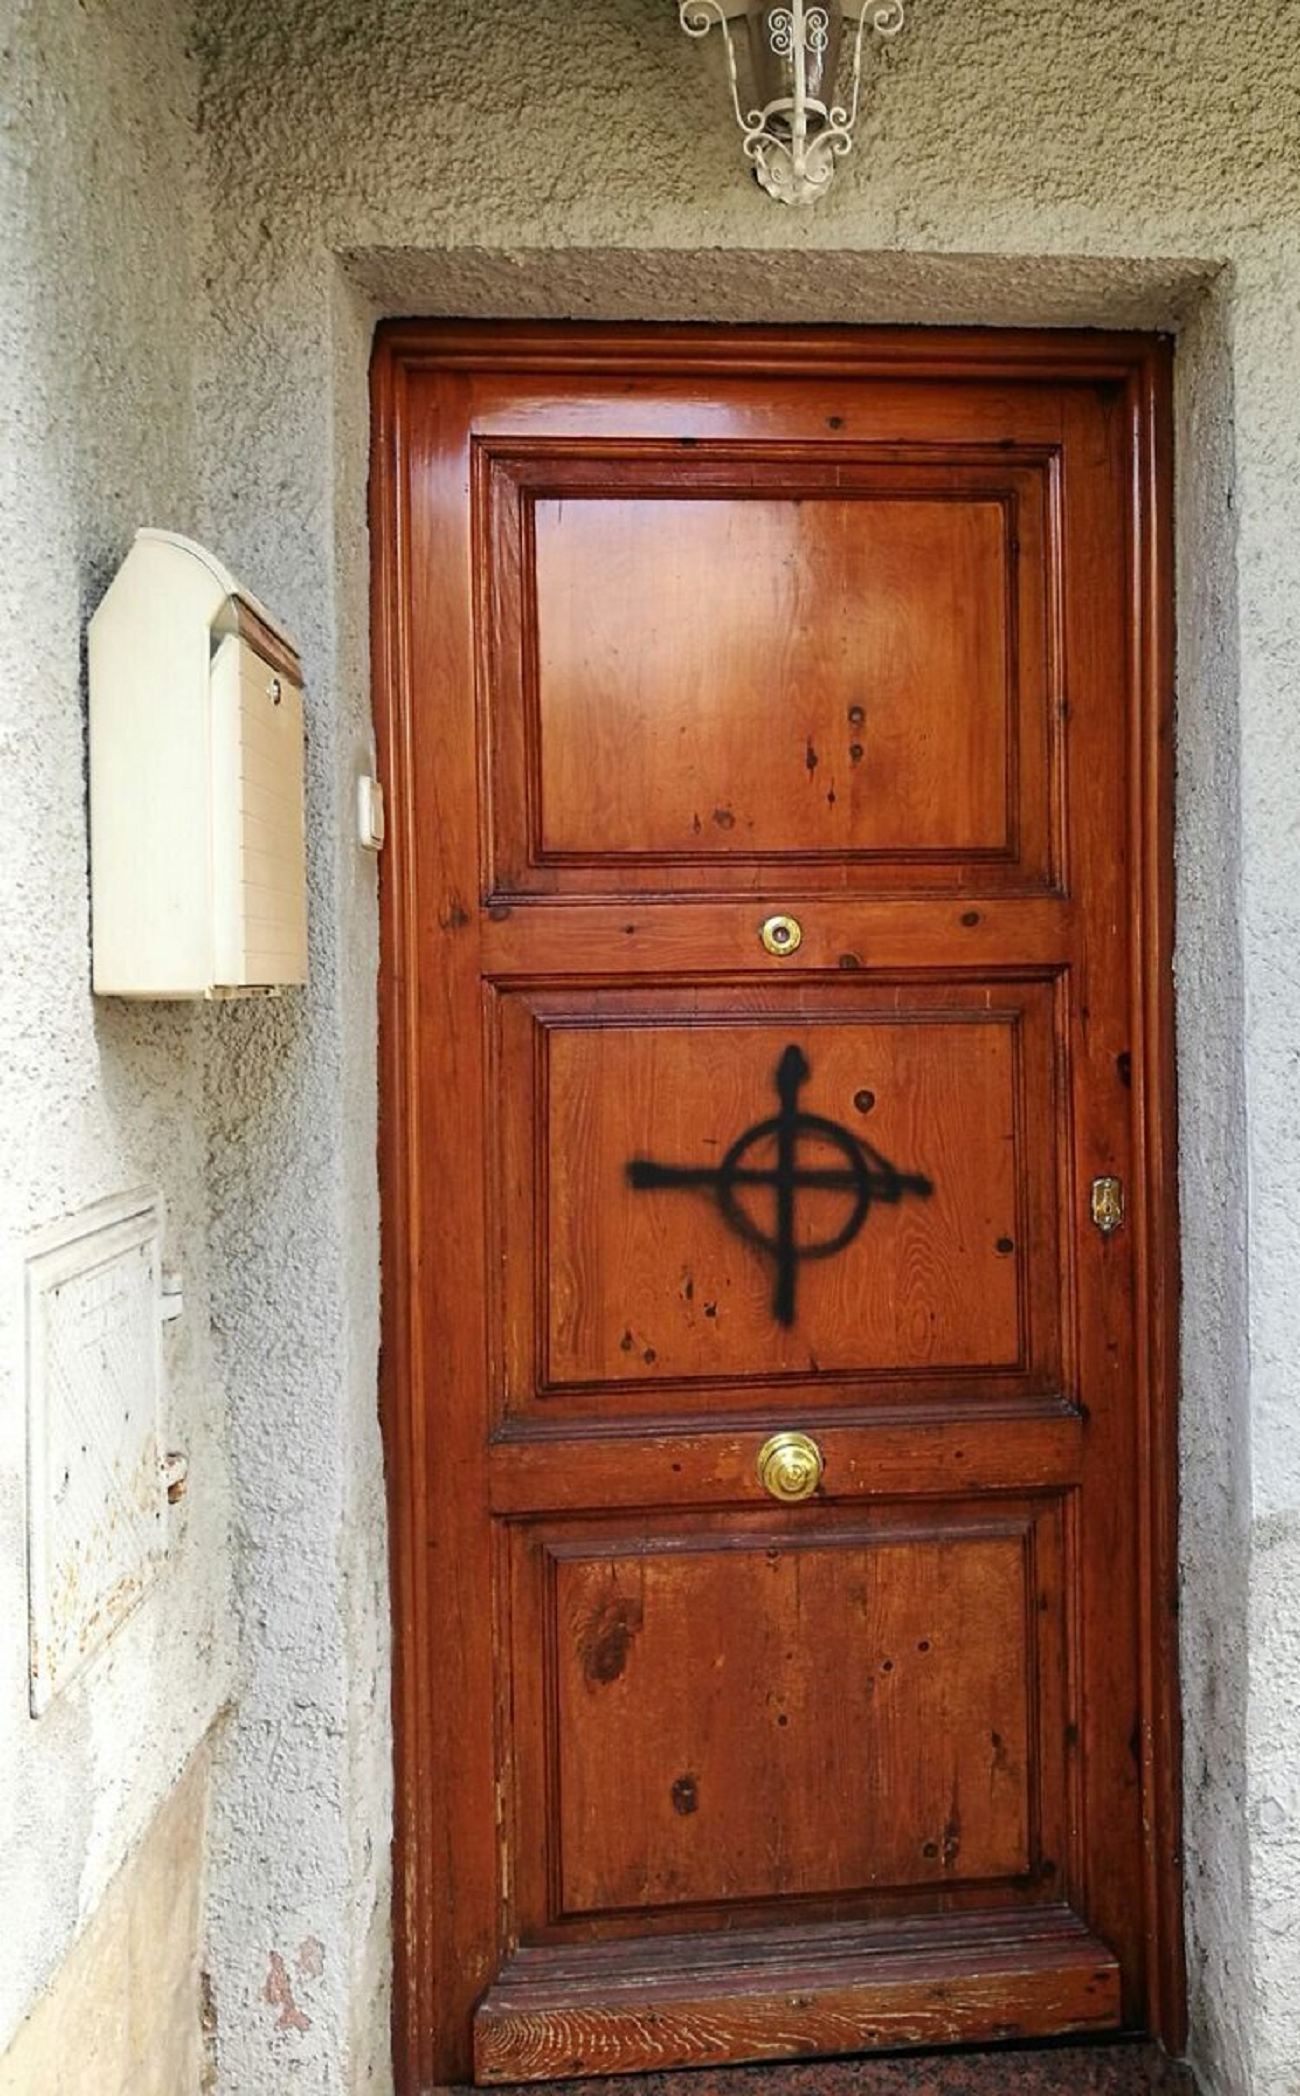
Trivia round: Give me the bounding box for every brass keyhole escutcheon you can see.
[1090,1174,1124,1235]
[757,1430,824,1503]
[759,914,803,957]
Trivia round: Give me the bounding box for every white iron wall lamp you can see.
[678,1,904,206]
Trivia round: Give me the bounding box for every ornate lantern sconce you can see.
[678,1,905,206]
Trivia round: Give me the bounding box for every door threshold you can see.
[474,1912,1121,2082]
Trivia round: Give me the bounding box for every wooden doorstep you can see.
[473,1913,1121,2082]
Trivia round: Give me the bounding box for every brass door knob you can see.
[757,1430,824,1502]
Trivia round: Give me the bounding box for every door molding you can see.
[369,322,1183,2093]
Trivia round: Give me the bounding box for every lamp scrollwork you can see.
[678,0,904,206]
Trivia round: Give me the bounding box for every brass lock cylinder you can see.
[759,914,803,957]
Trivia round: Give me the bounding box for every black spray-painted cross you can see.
[626,1044,933,1327]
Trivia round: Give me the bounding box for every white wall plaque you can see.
[25,1193,167,1714]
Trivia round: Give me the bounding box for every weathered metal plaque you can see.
[25,1193,166,1714]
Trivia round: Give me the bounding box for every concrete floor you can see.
[481,2042,1196,2096]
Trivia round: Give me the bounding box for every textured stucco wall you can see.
[197,257,389,2088]
[0,0,235,2074]
[189,4,1300,2092]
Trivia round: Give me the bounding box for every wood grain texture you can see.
[490,985,1058,1401]
[535,492,1013,854]
[544,1514,1043,1912]
[478,897,1074,975]
[505,1496,1069,1951]
[474,1914,1120,2081]
[487,1412,1083,1518]
[371,322,1183,2090]
[481,448,1057,896]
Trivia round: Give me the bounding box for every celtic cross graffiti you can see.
[626,1044,933,1327]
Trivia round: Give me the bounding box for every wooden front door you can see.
[372,324,1183,2093]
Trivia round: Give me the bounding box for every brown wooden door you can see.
[372,324,1183,2092]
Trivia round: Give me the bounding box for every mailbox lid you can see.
[210,634,308,989]
[136,528,301,661]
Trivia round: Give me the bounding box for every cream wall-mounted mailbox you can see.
[90,530,308,998]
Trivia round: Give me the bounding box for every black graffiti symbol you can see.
[626,1044,933,1328]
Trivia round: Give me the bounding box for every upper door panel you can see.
[480,446,1063,898]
